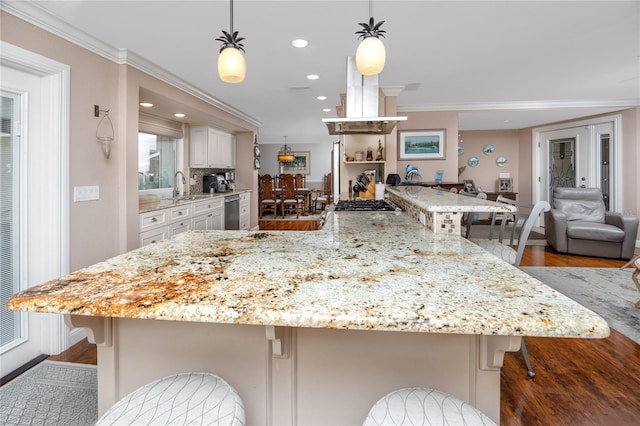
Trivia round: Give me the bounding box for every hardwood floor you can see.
[49,244,640,425]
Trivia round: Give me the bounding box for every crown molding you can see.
[2,1,261,128]
[398,99,640,113]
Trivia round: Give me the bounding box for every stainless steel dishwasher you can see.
[224,194,240,230]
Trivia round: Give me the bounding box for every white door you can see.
[534,116,620,211]
[0,44,71,378]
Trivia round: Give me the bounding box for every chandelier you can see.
[277,136,294,163]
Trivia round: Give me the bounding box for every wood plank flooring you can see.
[48,244,640,425]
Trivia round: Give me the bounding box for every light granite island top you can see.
[7,210,606,338]
[6,210,609,425]
[386,185,517,235]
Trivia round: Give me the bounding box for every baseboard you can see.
[0,353,49,386]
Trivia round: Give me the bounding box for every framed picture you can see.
[463,179,476,192]
[282,151,310,174]
[498,178,513,192]
[398,129,446,160]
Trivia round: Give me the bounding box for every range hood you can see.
[323,57,406,135]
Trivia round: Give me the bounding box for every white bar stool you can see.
[96,372,245,425]
[363,387,496,426]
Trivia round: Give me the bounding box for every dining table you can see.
[274,187,312,216]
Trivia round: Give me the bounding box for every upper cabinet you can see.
[190,126,236,169]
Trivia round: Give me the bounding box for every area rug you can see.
[0,360,97,425]
[521,267,640,344]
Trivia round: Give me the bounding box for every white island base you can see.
[70,315,519,425]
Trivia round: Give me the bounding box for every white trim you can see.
[532,114,623,216]
[399,99,640,113]
[1,2,261,129]
[0,41,75,355]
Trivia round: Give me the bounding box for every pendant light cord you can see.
[230,0,234,34]
[369,0,373,18]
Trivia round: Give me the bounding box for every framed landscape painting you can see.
[282,151,311,175]
[398,129,446,160]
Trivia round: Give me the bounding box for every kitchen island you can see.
[386,185,516,235]
[7,210,608,424]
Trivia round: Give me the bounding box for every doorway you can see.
[0,42,71,377]
[533,116,621,213]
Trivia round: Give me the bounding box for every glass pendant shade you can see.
[356,36,386,76]
[218,47,246,83]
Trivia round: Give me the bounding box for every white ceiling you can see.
[6,1,639,144]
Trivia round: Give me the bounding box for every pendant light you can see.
[277,136,295,163]
[216,0,246,83]
[355,0,386,76]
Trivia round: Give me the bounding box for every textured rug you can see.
[0,360,98,425]
[521,267,640,344]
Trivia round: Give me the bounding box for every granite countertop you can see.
[139,189,249,214]
[386,186,516,213]
[7,210,608,338]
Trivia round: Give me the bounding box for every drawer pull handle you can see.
[178,211,183,215]
[151,217,157,222]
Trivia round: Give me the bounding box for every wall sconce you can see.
[95,105,113,159]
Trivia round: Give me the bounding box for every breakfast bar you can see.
[7,210,608,424]
[386,185,516,235]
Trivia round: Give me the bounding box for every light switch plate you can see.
[74,185,100,202]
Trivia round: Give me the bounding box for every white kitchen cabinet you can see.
[139,227,168,246]
[190,126,235,169]
[239,192,250,230]
[191,198,224,231]
[168,219,191,237]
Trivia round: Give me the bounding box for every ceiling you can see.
[6,1,639,144]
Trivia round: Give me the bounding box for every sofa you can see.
[545,187,639,260]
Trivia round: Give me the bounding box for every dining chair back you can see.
[259,174,280,218]
[281,174,303,218]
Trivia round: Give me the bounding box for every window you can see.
[138,132,178,190]
[138,111,184,193]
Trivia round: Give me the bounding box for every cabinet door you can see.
[192,213,209,231]
[139,227,168,247]
[168,220,190,237]
[211,209,224,230]
[216,133,235,168]
[206,128,219,168]
[190,126,209,168]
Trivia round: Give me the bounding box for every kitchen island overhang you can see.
[7,211,609,424]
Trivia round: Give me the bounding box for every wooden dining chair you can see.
[316,173,332,211]
[281,174,303,218]
[259,174,281,218]
[294,173,305,189]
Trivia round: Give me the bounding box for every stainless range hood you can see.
[323,57,406,135]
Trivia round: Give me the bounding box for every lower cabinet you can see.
[139,192,246,246]
[239,192,250,230]
[139,227,168,246]
[192,209,224,231]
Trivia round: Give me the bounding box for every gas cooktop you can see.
[334,199,399,212]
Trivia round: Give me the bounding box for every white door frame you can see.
[0,41,72,362]
[532,114,623,212]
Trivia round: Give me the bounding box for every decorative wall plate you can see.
[482,144,495,155]
[254,145,260,157]
[468,156,479,167]
[254,158,261,170]
[458,144,464,156]
[496,156,508,167]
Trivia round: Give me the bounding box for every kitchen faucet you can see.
[173,171,186,198]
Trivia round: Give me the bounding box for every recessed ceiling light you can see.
[317,95,327,100]
[139,102,154,108]
[322,108,331,112]
[174,113,186,118]
[306,74,319,80]
[291,38,309,48]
